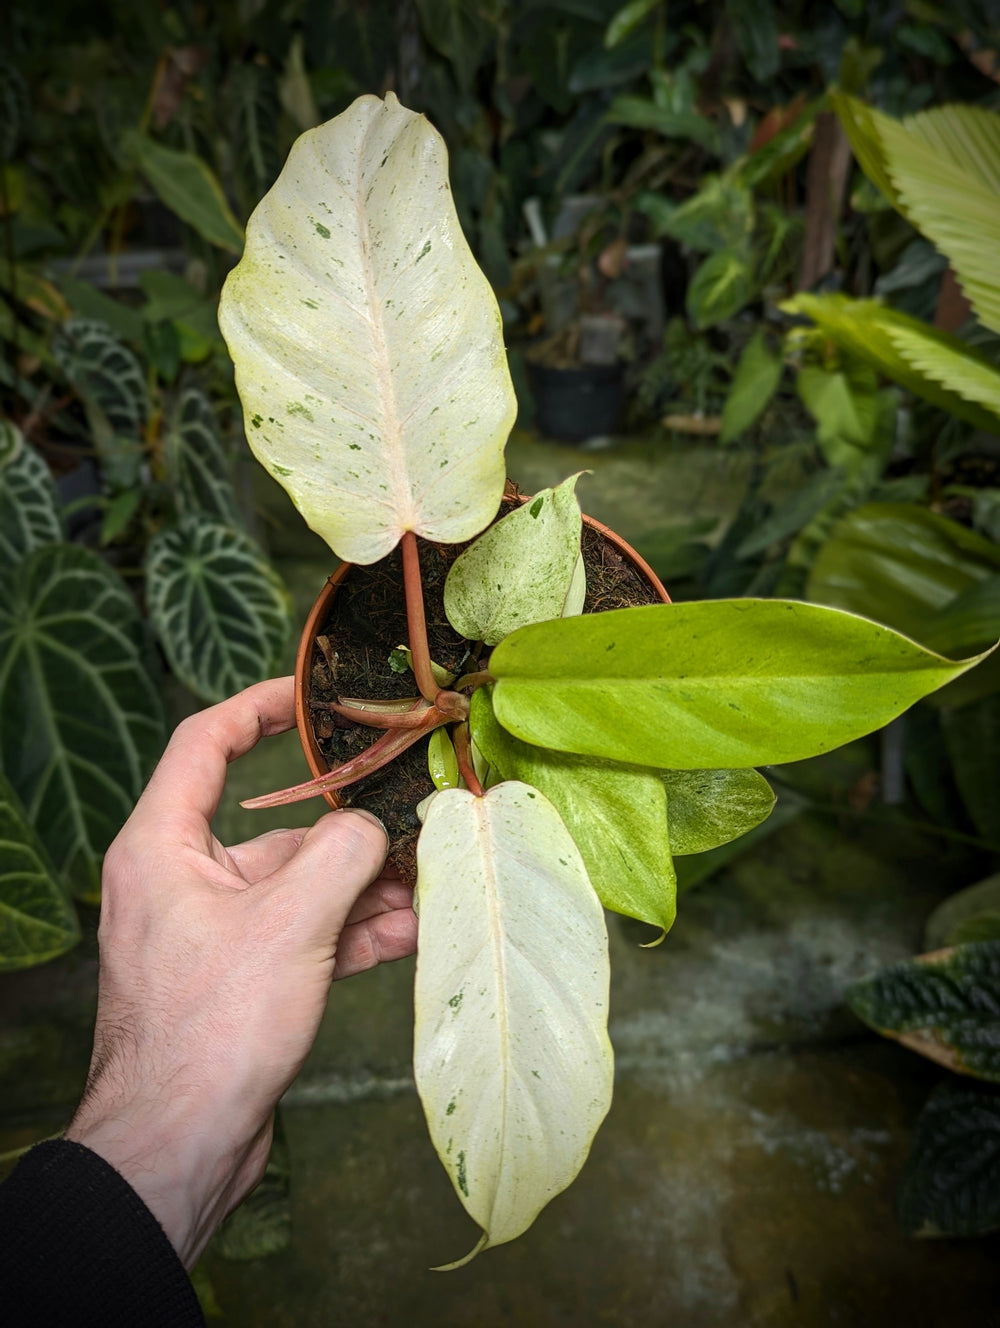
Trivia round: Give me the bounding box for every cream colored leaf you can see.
[414,783,613,1264]
[219,93,516,564]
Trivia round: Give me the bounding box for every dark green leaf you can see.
[53,319,148,489]
[848,941,1000,1080]
[737,101,820,191]
[0,769,79,971]
[686,249,755,330]
[471,687,675,933]
[807,503,1000,647]
[661,768,775,855]
[163,386,241,527]
[606,95,720,154]
[0,426,63,571]
[940,694,1000,846]
[924,575,1000,658]
[0,545,165,901]
[489,600,984,770]
[925,875,1000,950]
[124,130,244,254]
[900,1081,1000,1237]
[735,470,847,560]
[56,277,145,345]
[145,518,291,703]
[720,330,783,444]
[728,0,779,82]
[604,0,659,49]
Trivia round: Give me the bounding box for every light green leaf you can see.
[146,518,291,704]
[605,0,660,49]
[125,129,245,254]
[489,600,988,770]
[470,688,675,932]
[0,768,79,971]
[686,248,755,330]
[831,92,902,209]
[900,1081,1000,1238]
[444,476,585,646]
[807,502,1000,646]
[219,93,516,565]
[661,768,775,855]
[427,726,460,790]
[162,386,242,526]
[796,361,883,454]
[639,174,753,253]
[720,330,783,444]
[0,545,165,901]
[848,942,1000,1081]
[925,875,1000,950]
[0,425,63,570]
[783,293,1000,435]
[414,782,613,1264]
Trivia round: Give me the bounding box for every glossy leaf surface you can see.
[146,518,291,703]
[661,768,775,855]
[414,783,613,1263]
[0,426,62,571]
[490,600,987,769]
[0,769,79,971]
[900,1081,1000,1238]
[848,942,1000,1080]
[470,688,675,932]
[444,475,585,646]
[0,545,164,900]
[220,93,516,564]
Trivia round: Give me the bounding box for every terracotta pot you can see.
[294,513,670,810]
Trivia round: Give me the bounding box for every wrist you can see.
[65,1091,268,1268]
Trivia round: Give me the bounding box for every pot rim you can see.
[294,512,670,808]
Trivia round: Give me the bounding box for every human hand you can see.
[65,677,417,1268]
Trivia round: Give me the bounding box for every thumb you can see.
[261,809,389,939]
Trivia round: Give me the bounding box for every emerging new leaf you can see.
[489,600,991,769]
[444,475,586,645]
[220,93,516,564]
[414,783,613,1265]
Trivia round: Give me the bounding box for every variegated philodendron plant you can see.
[219,94,991,1267]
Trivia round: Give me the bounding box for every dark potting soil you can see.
[307,507,663,883]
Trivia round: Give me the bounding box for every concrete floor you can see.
[3,432,999,1324]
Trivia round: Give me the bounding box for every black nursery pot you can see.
[528,362,625,443]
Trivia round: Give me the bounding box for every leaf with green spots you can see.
[470,688,675,932]
[444,475,585,646]
[0,545,165,901]
[489,600,988,770]
[0,425,63,571]
[414,782,613,1266]
[162,385,242,526]
[219,93,515,565]
[848,941,1000,1080]
[145,518,291,704]
[125,130,244,254]
[661,768,775,855]
[0,768,79,971]
[899,1081,1000,1237]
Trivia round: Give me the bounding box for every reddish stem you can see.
[453,722,485,797]
[401,531,439,704]
[329,698,452,729]
[241,711,450,809]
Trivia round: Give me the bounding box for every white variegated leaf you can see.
[219,93,516,564]
[443,475,585,645]
[414,782,613,1265]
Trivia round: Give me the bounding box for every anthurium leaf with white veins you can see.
[0,768,80,971]
[219,93,516,565]
[0,424,63,572]
[145,517,291,703]
[444,475,586,645]
[470,687,675,932]
[413,781,613,1266]
[489,600,991,769]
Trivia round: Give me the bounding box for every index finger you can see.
[133,677,298,839]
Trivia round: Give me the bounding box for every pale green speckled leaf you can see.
[444,475,585,645]
[414,782,613,1266]
[219,93,516,564]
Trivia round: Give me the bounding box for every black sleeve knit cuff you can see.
[0,1138,205,1327]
